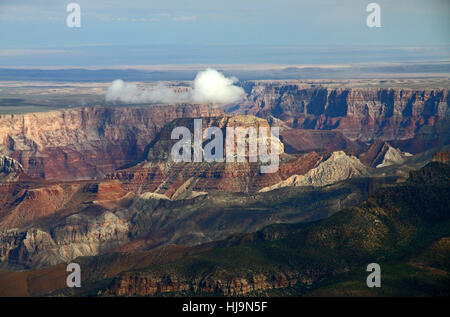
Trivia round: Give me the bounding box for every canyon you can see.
[0,83,448,182]
[0,104,222,180]
[233,83,449,143]
[0,160,448,296]
[0,82,448,293]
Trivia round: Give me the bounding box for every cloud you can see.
[105,68,245,104]
[191,68,244,103]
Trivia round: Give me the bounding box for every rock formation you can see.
[104,270,301,296]
[230,84,448,142]
[0,105,222,180]
[359,140,412,168]
[432,151,450,164]
[0,83,448,274]
[260,151,370,191]
[0,155,25,182]
[106,115,323,195]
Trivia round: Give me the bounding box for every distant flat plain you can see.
[0,62,449,114]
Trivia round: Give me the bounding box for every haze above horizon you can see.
[0,0,449,67]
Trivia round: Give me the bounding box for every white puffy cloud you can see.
[105,68,244,104]
[191,68,244,103]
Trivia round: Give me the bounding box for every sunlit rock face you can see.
[231,84,448,142]
[0,104,223,180]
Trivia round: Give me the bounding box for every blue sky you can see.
[0,0,449,66]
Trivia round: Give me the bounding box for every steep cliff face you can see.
[231,84,449,142]
[359,140,412,168]
[0,180,130,230]
[0,155,25,182]
[0,179,133,268]
[260,151,370,192]
[1,211,130,268]
[104,270,302,296]
[106,115,320,195]
[0,86,446,181]
[0,105,223,180]
[0,184,78,229]
[0,155,23,174]
[0,85,447,273]
[432,151,450,163]
[0,170,372,268]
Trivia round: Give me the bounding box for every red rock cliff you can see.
[233,84,449,141]
[0,105,223,180]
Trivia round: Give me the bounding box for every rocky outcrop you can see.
[0,155,23,174]
[103,270,302,296]
[231,83,449,142]
[359,140,412,168]
[432,151,450,164]
[0,155,25,182]
[0,105,222,180]
[0,85,447,181]
[260,151,370,191]
[0,177,134,268]
[0,180,130,230]
[0,184,78,229]
[0,210,130,268]
[0,168,373,268]
[375,146,412,168]
[106,115,321,195]
[296,151,370,186]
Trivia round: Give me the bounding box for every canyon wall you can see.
[0,105,222,180]
[234,84,449,141]
[0,84,448,181]
[106,115,320,195]
[103,270,303,296]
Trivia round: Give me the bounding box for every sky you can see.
[0,0,449,66]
